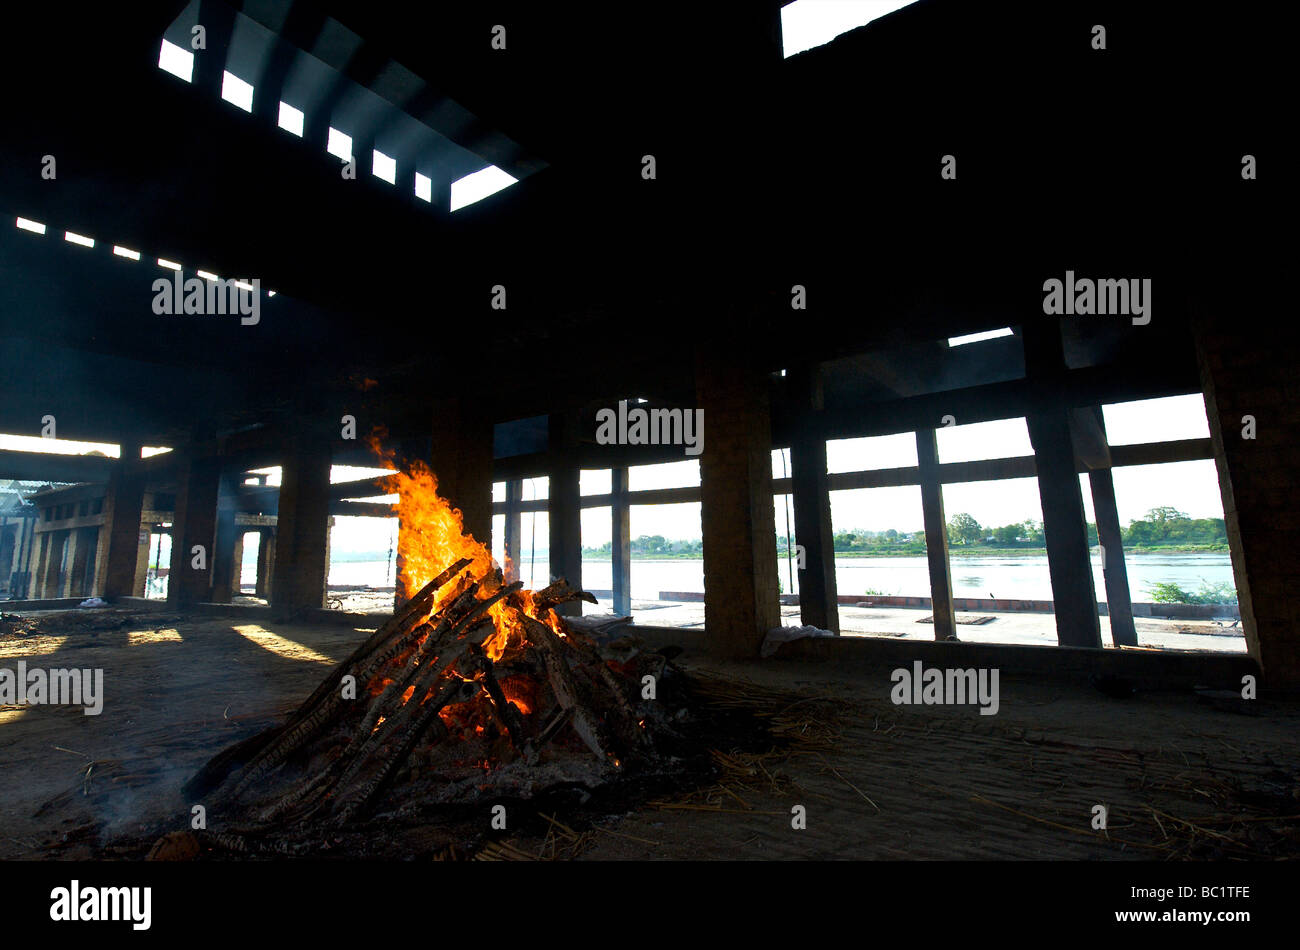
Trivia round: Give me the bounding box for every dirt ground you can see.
[2,607,1297,861]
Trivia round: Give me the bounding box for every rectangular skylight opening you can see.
[372,149,397,184]
[449,166,518,212]
[414,172,433,202]
[64,231,94,248]
[326,127,352,161]
[277,101,304,137]
[157,258,181,270]
[948,327,1014,347]
[15,217,46,234]
[781,1,919,58]
[112,245,141,260]
[221,71,254,112]
[196,270,219,281]
[158,39,194,82]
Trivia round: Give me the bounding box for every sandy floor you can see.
[0,607,1293,861]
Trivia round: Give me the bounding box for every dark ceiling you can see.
[0,0,1281,450]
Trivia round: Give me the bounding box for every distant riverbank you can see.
[579,544,1229,560]
[318,552,1235,605]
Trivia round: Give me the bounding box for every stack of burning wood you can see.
[186,557,667,847]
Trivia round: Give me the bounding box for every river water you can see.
[323,552,1235,603]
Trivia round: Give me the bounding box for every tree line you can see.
[580,508,1227,558]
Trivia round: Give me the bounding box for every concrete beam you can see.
[0,449,113,484]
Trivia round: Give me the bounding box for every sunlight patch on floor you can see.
[232,625,335,664]
[127,628,183,646]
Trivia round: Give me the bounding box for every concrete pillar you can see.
[168,454,221,606]
[916,428,957,640]
[1195,307,1300,688]
[210,505,238,604]
[67,528,93,598]
[789,369,839,632]
[1088,464,1137,647]
[549,412,583,615]
[255,529,275,599]
[230,531,246,598]
[41,531,66,598]
[132,527,151,597]
[271,444,331,613]
[503,479,523,582]
[18,519,36,598]
[697,350,780,658]
[1028,409,1103,648]
[30,532,46,598]
[98,443,146,600]
[429,396,494,546]
[611,466,632,616]
[1024,323,1102,649]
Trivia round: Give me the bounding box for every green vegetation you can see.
[582,535,703,559]
[579,508,1229,562]
[1145,580,1238,605]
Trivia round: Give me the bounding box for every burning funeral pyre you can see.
[183,449,686,855]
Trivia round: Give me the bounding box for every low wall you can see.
[655,590,1239,620]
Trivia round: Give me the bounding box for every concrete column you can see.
[271,444,331,613]
[31,532,47,598]
[168,454,221,606]
[132,527,151,597]
[99,442,146,600]
[43,531,68,598]
[611,466,632,616]
[230,531,246,598]
[1195,307,1300,688]
[209,505,238,604]
[503,479,523,582]
[790,389,839,633]
[1028,409,1103,648]
[916,428,957,640]
[1088,464,1137,647]
[67,529,93,598]
[255,529,275,599]
[429,397,494,545]
[1023,322,1102,649]
[697,350,780,658]
[549,412,583,615]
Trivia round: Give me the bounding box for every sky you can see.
[780,0,920,57]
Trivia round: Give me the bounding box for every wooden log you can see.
[327,618,499,800]
[533,579,598,614]
[466,645,536,765]
[329,663,485,821]
[220,559,472,800]
[523,616,612,763]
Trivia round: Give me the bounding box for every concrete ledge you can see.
[0,598,95,612]
[174,602,382,627]
[655,591,1240,620]
[774,635,1258,690]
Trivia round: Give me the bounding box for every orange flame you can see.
[367,430,550,664]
